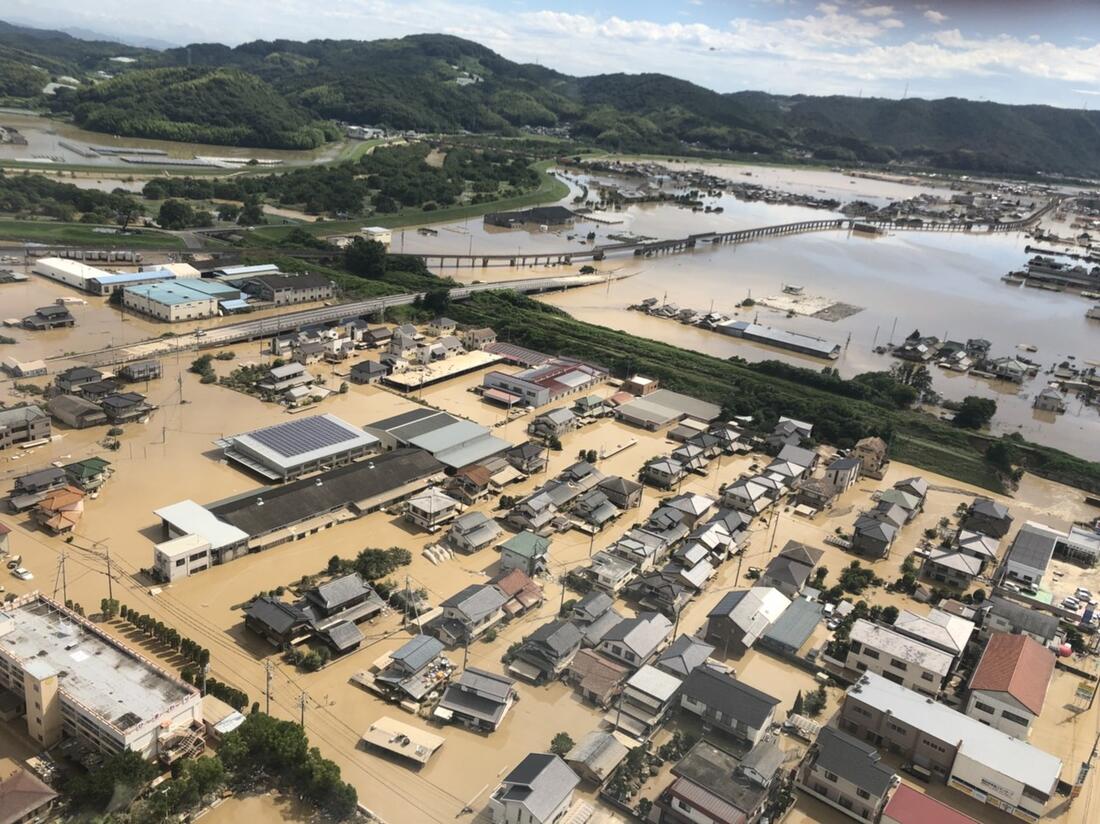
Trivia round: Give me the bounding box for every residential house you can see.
[573,488,619,531]
[427,316,457,336]
[79,380,120,402]
[461,327,497,349]
[798,727,897,823]
[447,511,503,553]
[492,569,545,619]
[965,633,1055,738]
[838,672,1062,822]
[565,731,629,787]
[950,529,1000,568]
[845,619,952,696]
[875,489,921,521]
[766,417,812,450]
[55,366,103,394]
[507,491,558,533]
[853,436,890,480]
[851,514,898,559]
[704,587,791,655]
[962,498,1014,539]
[597,612,673,668]
[798,477,840,510]
[1033,387,1066,413]
[570,591,623,648]
[1004,522,1061,587]
[825,456,861,493]
[11,467,67,499]
[566,648,630,708]
[511,620,583,682]
[489,754,580,824]
[34,485,84,534]
[303,573,383,623]
[679,666,780,747]
[499,531,550,576]
[258,362,314,393]
[723,475,783,516]
[23,304,74,330]
[244,598,311,647]
[434,584,507,646]
[572,395,609,419]
[0,769,59,824]
[404,488,461,531]
[893,477,928,506]
[644,457,685,490]
[921,550,984,589]
[529,408,578,440]
[0,405,51,449]
[375,634,451,702]
[437,667,517,732]
[629,572,694,618]
[759,541,824,598]
[655,635,715,679]
[100,392,152,423]
[588,551,636,594]
[506,441,547,475]
[987,356,1029,383]
[657,739,782,824]
[449,464,492,503]
[349,360,388,385]
[664,493,717,527]
[293,340,326,365]
[979,596,1058,646]
[610,664,684,737]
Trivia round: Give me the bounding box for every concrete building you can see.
[1003,522,1060,586]
[965,633,1055,738]
[846,619,952,695]
[483,358,607,408]
[235,272,333,305]
[215,414,379,482]
[122,280,241,322]
[614,389,722,432]
[839,672,1062,822]
[0,593,201,758]
[0,406,51,450]
[891,608,974,658]
[31,257,107,290]
[798,727,897,823]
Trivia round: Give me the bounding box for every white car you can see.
[1076,588,1093,600]
[11,568,33,581]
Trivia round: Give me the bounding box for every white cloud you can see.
[1072,88,1100,96]
[859,5,895,18]
[923,9,947,25]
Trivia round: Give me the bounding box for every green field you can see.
[246,159,571,244]
[0,219,186,249]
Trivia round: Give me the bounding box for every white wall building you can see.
[846,619,952,695]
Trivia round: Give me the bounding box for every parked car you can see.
[11,567,33,581]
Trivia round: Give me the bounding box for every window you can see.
[863,649,880,660]
[920,672,935,682]
[824,771,839,783]
[1003,711,1031,726]
[889,658,908,670]
[974,700,996,714]
[856,788,871,800]
[887,721,907,735]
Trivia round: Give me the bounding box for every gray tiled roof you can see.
[811,727,896,797]
[442,583,507,621]
[390,634,444,671]
[656,634,716,677]
[680,666,779,728]
[499,754,580,822]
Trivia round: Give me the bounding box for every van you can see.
[903,762,933,782]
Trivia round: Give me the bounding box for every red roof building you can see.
[965,632,1055,736]
[882,784,978,824]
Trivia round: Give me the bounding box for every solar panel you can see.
[246,416,358,458]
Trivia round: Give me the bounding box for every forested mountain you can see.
[5,20,1100,175]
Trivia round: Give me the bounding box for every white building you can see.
[846,619,952,695]
[0,593,201,758]
[361,226,392,247]
[489,753,579,824]
[32,257,106,290]
[1003,522,1061,587]
[965,633,1055,739]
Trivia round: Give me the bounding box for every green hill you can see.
[9,21,1100,175]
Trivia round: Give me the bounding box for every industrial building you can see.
[364,407,511,470]
[31,257,108,290]
[716,320,841,359]
[85,268,184,296]
[482,358,607,408]
[0,593,201,759]
[122,279,243,321]
[232,272,334,306]
[613,389,722,431]
[214,414,379,482]
[152,448,444,579]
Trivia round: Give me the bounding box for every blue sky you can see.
[11,1,1100,107]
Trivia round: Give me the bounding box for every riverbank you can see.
[447,291,1100,494]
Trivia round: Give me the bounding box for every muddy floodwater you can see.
[394,165,1099,458]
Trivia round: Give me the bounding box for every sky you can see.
[10,0,1100,107]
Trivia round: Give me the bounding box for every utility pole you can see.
[298,691,308,728]
[462,636,470,670]
[105,548,113,603]
[265,661,273,714]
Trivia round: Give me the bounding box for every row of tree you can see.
[117,603,211,666]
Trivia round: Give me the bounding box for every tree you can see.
[344,237,387,278]
[238,194,265,225]
[550,732,575,756]
[115,200,142,230]
[881,605,899,624]
[792,691,804,716]
[217,203,241,222]
[954,396,997,429]
[65,750,156,811]
[422,287,451,316]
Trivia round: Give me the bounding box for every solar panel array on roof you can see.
[249,416,359,458]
